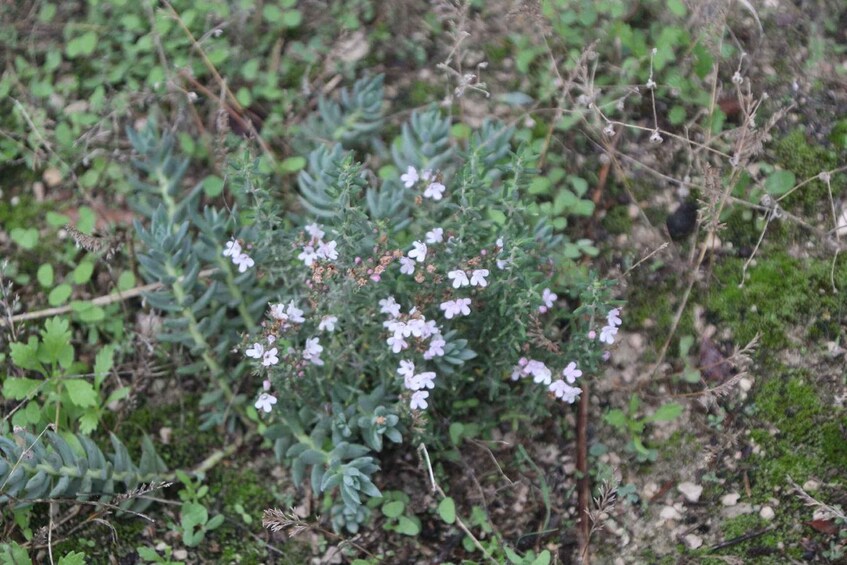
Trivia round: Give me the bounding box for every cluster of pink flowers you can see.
[298,223,339,266]
[400,166,446,200]
[511,358,582,404]
[589,307,622,345]
[248,298,341,414]
[380,296,446,360]
[379,295,447,411]
[397,360,436,410]
[223,238,255,273]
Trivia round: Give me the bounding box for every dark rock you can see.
[666,201,698,240]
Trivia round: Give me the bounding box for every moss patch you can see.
[772,129,843,213]
[706,252,846,349]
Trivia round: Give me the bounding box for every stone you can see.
[760,506,775,520]
[678,482,703,503]
[683,534,703,549]
[660,505,683,521]
[721,492,741,506]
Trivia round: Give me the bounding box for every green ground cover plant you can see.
[1,0,846,562]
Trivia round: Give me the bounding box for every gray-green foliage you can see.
[391,107,454,173]
[0,430,165,511]
[250,127,612,535]
[128,120,267,428]
[264,386,401,533]
[304,74,385,148]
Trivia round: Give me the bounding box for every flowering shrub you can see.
[232,122,622,532]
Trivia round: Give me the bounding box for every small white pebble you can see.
[684,534,703,549]
[721,492,741,506]
[803,480,820,492]
[678,482,703,503]
[660,505,683,521]
[760,506,775,520]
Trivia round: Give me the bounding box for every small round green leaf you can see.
[394,515,420,536]
[37,264,54,288]
[203,175,225,197]
[437,497,456,524]
[382,500,405,519]
[73,262,94,285]
[280,156,306,174]
[765,170,796,196]
[48,284,72,306]
[117,270,136,291]
[10,228,39,250]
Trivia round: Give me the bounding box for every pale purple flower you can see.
[470,269,489,288]
[426,227,444,244]
[599,325,618,345]
[316,240,338,261]
[562,361,583,384]
[223,239,242,258]
[232,253,254,273]
[298,245,319,266]
[286,302,305,324]
[397,360,415,380]
[496,259,508,270]
[401,166,419,188]
[421,319,439,338]
[421,169,433,181]
[607,308,622,328]
[262,347,279,367]
[549,380,581,403]
[406,318,427,338]
[447,269,470,288]
[526,360,552,385]
[379,296,401,318]
[496,237,504,249]
[410,390,429,410]
[255,393,277,413]
[267,334,276,345]
[408,241,427,263]
[319,315,338,332]
[387,335,408,353]
[304,223,325,240]
[399,256,416,275]
[302,337,324,365]
[423,182,445,200]
[246,343,264,359]
[424,336,446,359]
[541,288,557,310]
[440,298,471,319]
[262,379,271,391]
[414,371,436,390]
[384,319,406,337]
[588,330,596,340]
[269,303,287,320]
